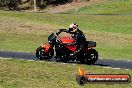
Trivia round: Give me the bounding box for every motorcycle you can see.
[36,31,98,64]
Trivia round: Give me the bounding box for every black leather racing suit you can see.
[56,28,86,56]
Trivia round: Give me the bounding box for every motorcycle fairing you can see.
[41,44,52,53]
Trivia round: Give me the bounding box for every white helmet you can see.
[69,23,78,29]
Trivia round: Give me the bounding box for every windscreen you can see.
[48,33,55,43]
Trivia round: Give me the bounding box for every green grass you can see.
[0,57,132,88]
[0,32,45,52]
[97,43,132,60]
[0,11,132,34]
[0,11,132,60]
[69,0,132,14]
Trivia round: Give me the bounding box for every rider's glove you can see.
[56,29,63,36]
[56,32,59,36]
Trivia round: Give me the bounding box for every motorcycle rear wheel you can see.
[80,49,98,65]
[36,46,54,60]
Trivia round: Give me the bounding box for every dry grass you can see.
[0,16,132,49]
[0,17,57,35]
[84,30,132,46]
[44,0,107,13]
[1,17,131,46]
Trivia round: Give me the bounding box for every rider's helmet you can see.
[69,23,78,31]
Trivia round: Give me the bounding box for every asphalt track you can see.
[0,51,132,70]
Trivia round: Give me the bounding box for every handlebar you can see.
[55,33,62,44]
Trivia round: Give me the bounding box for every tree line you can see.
[0,0,80,11]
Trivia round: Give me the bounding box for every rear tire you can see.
[36,46,54,60]
[80,49,98,65]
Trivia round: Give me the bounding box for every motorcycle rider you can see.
[56,23,86,57]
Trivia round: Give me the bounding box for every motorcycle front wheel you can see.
[36,46,54,60]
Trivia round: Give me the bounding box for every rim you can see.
[37,48,54,59]
[90,53,96,60]
[49,50,53,57]
[86,53,96,61]
[84,51,98,64]
[38,49,47,59]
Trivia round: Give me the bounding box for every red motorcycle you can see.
[36,31,98,64]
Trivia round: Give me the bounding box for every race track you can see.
[0,51,132,70]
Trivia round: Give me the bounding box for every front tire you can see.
[36,46,54,60]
